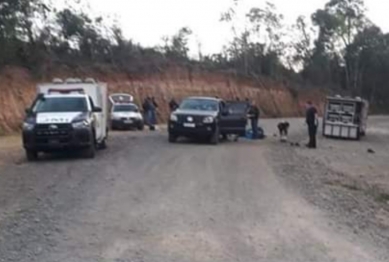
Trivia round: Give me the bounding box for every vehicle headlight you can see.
[203,116,214,124]
[72,120,90,129]
[23,122,35,131]
[111,114,121,120]
[170,114,178,122]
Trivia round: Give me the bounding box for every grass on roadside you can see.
[324,180,361,191]
[375,193,389,203]
[326,178,389,204]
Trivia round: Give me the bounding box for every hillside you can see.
[0,66,326,134]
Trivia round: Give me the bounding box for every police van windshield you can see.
[113,104,138,112]
[33,97,88,113]
[179,99,218,112]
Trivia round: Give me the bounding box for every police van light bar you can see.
[48,88,85,94]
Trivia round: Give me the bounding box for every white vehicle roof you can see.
[327,96,368,103]
[185,96,221,102]
[36,78,107,111]
[42,94,88,98]
[37,78,106,96]
[113,102,138,106]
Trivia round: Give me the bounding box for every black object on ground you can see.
[367,148,375,154]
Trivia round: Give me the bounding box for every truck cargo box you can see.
[322,96,369,140]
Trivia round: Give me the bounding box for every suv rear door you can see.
[220,101,248,136]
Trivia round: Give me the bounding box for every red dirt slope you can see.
[0,66,325,134]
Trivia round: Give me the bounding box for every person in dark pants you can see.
[142,97,151,126]
[148,97,158,131]
[169,98,179,112]
[151,97,158,109]
[248,101,260,139]
[277,121,290,142]
[305,101,318,148]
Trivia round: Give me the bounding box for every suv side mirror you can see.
[93,107,102,113]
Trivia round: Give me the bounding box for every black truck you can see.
[168,97,248,144]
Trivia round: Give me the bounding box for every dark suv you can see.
[168,97,248,144]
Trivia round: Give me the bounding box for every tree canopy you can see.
[0,0,389,111]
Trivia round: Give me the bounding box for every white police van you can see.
[22,78,108,160]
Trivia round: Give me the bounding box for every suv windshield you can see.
[179,98,219,112]
[33,97,88,113]
[113,104,138,112]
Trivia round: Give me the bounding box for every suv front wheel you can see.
[26,150,38,161]
[210,127,220,145]
[168,133,177,143]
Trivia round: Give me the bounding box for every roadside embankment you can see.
[0,66,326,134]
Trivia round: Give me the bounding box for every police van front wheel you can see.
[84,143,96,158]
[84,132,96,158]
[98,139,107,150]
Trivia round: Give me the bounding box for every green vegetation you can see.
[375,193,389,203]
[1,0,389,111]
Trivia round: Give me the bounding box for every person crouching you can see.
[277,121,290,142]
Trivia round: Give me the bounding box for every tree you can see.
[346,26,389,108]
[246,2,284,54]
[219,1,286,78]
[291,16,314,68]
[0,0,49,67]
[163,27,193,60]
[312,0,367,90]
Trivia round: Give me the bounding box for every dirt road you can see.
[0,118,388,262]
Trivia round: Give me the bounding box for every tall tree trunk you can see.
[353,57,360,95]
[345,60,351,90]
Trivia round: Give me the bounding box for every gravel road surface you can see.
[0,118,388,262]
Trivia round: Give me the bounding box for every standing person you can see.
[151,97,158,109]
[248,100,260,139]
[149,97,158,131]
[142,97,151,127]
[169,97,179,112]
[245,98,250,105]
[305,101,318,148]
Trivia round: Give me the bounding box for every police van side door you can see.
[88,96,103,142]
[219,101,248,136]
